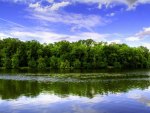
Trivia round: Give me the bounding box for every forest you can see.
[0,38,150,69]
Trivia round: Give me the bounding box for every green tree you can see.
[37,57,46,69]
[60,60,70,69]
[11,54,19,69]
[2,57,11,69]
[73,59,81,69]
[50,56,60,69]
[0,38,149,69]
[28,58,37,68]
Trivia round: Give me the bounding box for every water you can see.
[0,69,150,113]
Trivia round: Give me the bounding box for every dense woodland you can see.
[0,38,150,69]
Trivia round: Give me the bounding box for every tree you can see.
[11,54,19,69]
[73,59,81,69]
[28,58,37,68]
[2,57,11,69]
[0,38,150,69]
[50,56,60,69]
[60,60,70,69]
[37,57,46,69]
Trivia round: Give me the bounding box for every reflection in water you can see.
[0,91,150,113]
[0,78,150,99]
[127,89,150,107]
[0,73,150,113]
[0,94,104,113]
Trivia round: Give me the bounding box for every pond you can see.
[0,69,150,113]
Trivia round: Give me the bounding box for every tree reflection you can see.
[0,79,150,99]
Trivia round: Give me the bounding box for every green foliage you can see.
[0,38,150,69]
[37,57,46,69]
[2,57,11,69]
[99,61,108,68]
[60,60,70,69]
[73,59,81,69]
[28,58,37,68]
[11,54,19,69]
[50,56,60,69]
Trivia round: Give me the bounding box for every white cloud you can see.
[136,27,150,37]
[0,26,111,43]
[0,0,37,4]
[27,0,107,31]
[108,39,121,44]
[125,27,150,42]
[50,1,70,11]
[29,2,40,8]
[47,0,54,3]
[1,0,150,10]
[79,32,108,42]
[125,36,141,41]
[71,0,150,10]
[0,14,113,44]
[29,1,70,12]
[143,43,150,49]
[29,2,50,12]
[106,12,115,17]
[29,11,105,31]
[10,31,69,43]
[0,32,10,39]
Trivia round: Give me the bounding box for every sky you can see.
[0,0,150,48]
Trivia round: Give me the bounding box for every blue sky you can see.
[0,0,150,48]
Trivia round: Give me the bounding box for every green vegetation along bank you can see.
[0,38,150,69]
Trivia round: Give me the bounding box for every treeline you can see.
[0,38,150,69]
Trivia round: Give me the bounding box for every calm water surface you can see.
[0,69,150,113]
